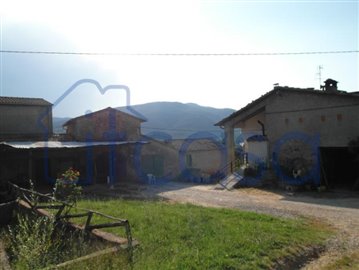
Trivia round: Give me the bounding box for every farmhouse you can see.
[61,107,147,184]
[63,107,144,141]
[0,96,52,141]
[0,100,147,186]
[216,79,359,188]
[0,96,53,186]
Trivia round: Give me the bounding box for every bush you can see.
[6,213,90,269]
[7,214,63,269]
[53,168,82,204]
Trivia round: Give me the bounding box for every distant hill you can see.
[118,102,235,140]
[53,117,70,133]
[53,102,235,139]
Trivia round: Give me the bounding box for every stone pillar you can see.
[224,124,235,174]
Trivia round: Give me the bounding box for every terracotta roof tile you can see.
[0,96,52,106]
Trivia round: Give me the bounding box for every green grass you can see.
[2,213,105,270]
[63,199,333,270]
[323,251,359,270]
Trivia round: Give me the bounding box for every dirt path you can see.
[85,182,359,269]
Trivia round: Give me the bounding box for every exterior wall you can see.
[222,99,267,169]
[139,139,224,181]
[185,140,224,176]
[0,104,52,140]
[240,111,266,139]
[140,140,180,179]
[65,109,142,141]
[265,91,359,149]
[237,112,268,166]
[220,89,359,186]
[263,91,359,185]
[244,141,268,165]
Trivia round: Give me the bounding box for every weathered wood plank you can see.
[0,241,11,270]
[86,222,128,230]
[51,246,121,269]
[17,200,137,248]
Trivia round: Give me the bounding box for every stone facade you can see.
[139,138,225,182]
[216,84,359,186]
[265,89,359,149]
[63,107,144,141]
[0,96,52,140]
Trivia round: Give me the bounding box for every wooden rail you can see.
[8,182,135,249]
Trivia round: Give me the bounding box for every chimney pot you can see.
[323,78,338,92]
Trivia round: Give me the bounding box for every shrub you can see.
[53,167,82,204]
[6,213,91,269]
[7,214,63,269]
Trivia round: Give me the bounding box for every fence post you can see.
[84,212,94,231]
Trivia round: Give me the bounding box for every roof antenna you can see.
[316,65,323,89]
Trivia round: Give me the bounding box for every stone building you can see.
[139,137,225,183]
[60,107,146,185]
[0,96,52,140]
[216,79,359,188]
[0,96,53,186]
[0,103,146,186]
[63,107,144,141]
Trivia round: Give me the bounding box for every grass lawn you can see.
[60,199,333,270]
[323,251,359,270]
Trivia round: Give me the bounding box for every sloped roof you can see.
[0,140,147,149]
[171,139,222,151]
[116,106,148,121]
[63,107,147,127]
[215,86,359,126]
[0,96,52,106]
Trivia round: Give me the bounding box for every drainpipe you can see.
[257,120,266,136]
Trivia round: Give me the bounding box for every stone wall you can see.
[65,109,142,141]
[0,105,52,140]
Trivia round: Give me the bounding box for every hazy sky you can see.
[0,0,358,117]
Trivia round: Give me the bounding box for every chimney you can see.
[322,78,338,92]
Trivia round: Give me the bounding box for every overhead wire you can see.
[0,49,358,56]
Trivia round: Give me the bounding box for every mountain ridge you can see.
[118,102,235,139]
[53,102,235,139]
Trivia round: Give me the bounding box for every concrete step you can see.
[216,172,243,190]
